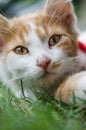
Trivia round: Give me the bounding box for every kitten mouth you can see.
[43,71,50,77]
[41,71,57,79]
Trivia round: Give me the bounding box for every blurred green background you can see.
[0,0,86,29]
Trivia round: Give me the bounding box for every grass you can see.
[0,82,86,130]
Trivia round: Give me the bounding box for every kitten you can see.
[0,0,78,99]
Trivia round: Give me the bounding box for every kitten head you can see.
[0,0,78,87]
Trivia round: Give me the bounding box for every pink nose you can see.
[37,56,51,70]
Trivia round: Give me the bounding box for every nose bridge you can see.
[32,44,51,63]
[37,55,49,62]
[34,46,49,59]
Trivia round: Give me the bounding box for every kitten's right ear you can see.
[43,0,77,28]
[0,15,9,48]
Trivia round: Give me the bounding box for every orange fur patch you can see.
[35,28,46,42]
[55,78,73,102]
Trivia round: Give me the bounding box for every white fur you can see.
[0,21,69,98]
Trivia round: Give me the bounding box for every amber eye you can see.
[49,35,61,47]
[14,46,29,55]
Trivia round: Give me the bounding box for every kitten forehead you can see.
[5,14,76,53]
[28,21,36,30]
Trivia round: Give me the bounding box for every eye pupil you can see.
[21,48,24,53]
[14,46,29,55]
[53,37,57,43]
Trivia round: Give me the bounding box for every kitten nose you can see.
[37,56,51,70]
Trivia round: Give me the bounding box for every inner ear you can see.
[44,0,72,15]
[0,15,10,48]
[0,38,5,52]
[43,0,76,26]
[0,15,10,35]
[0,15,10,52]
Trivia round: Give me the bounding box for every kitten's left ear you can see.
[43,0,77,27]
[0,15,10,36]
[0,15,10,49]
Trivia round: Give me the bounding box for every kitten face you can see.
[0,0,78,91]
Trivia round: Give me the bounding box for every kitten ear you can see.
[0,15,9,49]
[0,15,9,35]
[44,0,76,27]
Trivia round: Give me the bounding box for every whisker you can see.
[6,69,39,83]
[52,53,86,72]
[54,53,86,65]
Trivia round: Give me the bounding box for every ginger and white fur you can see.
[0,0,86,106]
[55,32,86,106]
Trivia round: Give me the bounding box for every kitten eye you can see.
[49,35,61,47]
[14,46,29,55]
